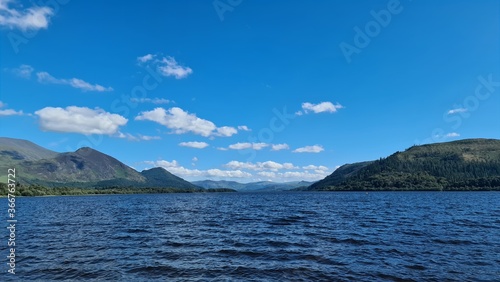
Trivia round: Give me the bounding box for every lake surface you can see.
[4,192,500,281]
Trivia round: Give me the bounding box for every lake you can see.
[5,192,499,281]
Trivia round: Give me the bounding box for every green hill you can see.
[308,138,500,191]
[0,137,199,190]
[20,147,147,185]
[139,167,200,190]
[0,137,58,163]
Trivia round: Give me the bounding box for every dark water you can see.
[3,192,500,281]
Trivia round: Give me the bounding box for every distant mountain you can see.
[192,180,246,190]
[0,137,198,190]
[140,167,200,190]
[193,180,313,192]
[308,138,500,191]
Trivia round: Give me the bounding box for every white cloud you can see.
[130,97,170,104]
[145,160,251,179]
[12,64,33,78]
[135,107,237,137]
[225,160,298,171]
[36,71,113,92]
[138,54,192,79]
[0,101,23,116]
[227,142,268,150]
[271,143,289,151]
[293,145,324,153]
[0,109,23,116]
[116,132,161,141]
[237,125,251,131]
[445,132,460,138]
[302,165,329,171]
[280,171,329,180]
[140,135,161,141]
[206,169,251,178]
[295,111,303,116]
[257,171,276,178]
[301,102,343,114]
[35,106,127,135]
[228,143,251,150]
[216,126,238,137]
[257,170,329,181]
[447,108,467,115]
[179,141,209,149]
[145,160,179,168]
[158,57,192,79]
[225,161,257,170]
[0,0,54,31]
[137,54,153,63]
[145,159,330,182]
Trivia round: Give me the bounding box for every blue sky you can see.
[0,0,499,182]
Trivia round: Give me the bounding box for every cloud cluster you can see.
[130,97,170,104]
[302,165,329,171]
[35,106,127,135]
[447,108,467,115]
[10,65,113,92]
[137,54,192,79]
[144,160,251,179]
[225,160,298,171]
[0,101,23,116]
[11,64,33,78]
[292,145,324,153]
[144,159,331,181]
[256,170,329,181]
[217,142,324,153]
[446,132,460,138]
[179,141,209,149]
[271,143,289,151]
[37,71,113,92]
[0,0,54,31]
[117,132,161,141]
[296,101,343,115]
[135,107,238,137]
[237,125,251,131]
[227,142,269,150]
[218,142,290,151]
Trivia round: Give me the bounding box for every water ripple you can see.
[6,191,500,281]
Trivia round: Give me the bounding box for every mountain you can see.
[0,137,59,163]
[0,137,198,189]
[21,147,146,184]
[308,138,500,191]
[139,167,200,190]
[193,180,313,192]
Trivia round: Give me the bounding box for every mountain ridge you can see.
[0,137,198,189]
[307,138,500,191]
[193,180,313,192]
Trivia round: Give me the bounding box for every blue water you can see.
[3,192,500,281]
